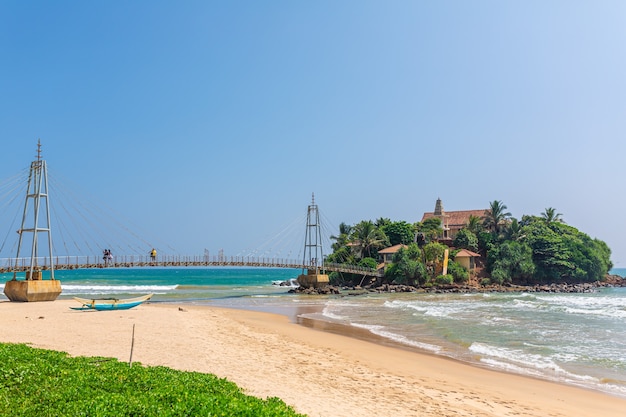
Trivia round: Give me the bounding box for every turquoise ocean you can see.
[1,267,625,398]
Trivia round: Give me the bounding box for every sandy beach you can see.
[1,300,624,417]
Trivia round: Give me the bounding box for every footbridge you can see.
[0,255,381,277]
[1,142,383,302]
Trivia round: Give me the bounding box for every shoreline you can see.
[295,312,626,400]
[1,300,625,417]
[263,298,626,400]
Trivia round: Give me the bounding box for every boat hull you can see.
[72,294,152,311]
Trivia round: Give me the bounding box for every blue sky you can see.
[1,2,626,266]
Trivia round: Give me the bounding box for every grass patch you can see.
[0,343,306,416]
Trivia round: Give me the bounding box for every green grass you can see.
[0,343,306,416]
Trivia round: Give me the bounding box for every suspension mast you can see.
[4,140,62,302]
[297,193,329,288]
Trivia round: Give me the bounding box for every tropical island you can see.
[312,199,623,293]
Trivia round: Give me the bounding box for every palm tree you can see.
[466,215,483,236]
[330,222,352,251]
[349,220,387,259]
[482,200,512,235]
[375,217,391,228]
[541,207,563,224]
[503,218,525,241]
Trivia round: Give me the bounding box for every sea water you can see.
[309,288,626,398]
[1,267,624,398]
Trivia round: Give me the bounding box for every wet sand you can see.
[1,300,625,417]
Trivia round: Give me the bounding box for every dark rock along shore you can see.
[290,274,626,295]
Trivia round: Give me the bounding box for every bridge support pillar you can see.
[297,270,329,289]
[4,279,62,302]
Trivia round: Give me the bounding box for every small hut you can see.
[454,249,481,272]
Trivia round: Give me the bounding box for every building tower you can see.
[297,193,329,288]
[434,197,450,239]
[4,140,62,302]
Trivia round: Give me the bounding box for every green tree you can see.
[522,218,611,283]
[487,240,535,284]
[375,217,391,228]
[466,215,484,236]
[359,257,378,270]
[477,230,493,256]
[385,244,426,285]
[330,222,353,252]
[447,260,469,283]
[482,200,512,236]
[349,220,387,260]
[415,217,443,244]
[453,228,478,252]
[503,218,525,242]
[525,222,574,283]
[422,241,448,279]
[382,221,416,246]
[541,207,563,224]
[325,245,357,265]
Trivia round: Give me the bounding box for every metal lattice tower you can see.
[13,140,55,280]
[302,193,324,274]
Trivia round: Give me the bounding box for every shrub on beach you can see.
[434,274,454,285]
[0,343,304,417]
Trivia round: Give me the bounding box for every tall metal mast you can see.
[302,192,324,275]
[13,139,55,280]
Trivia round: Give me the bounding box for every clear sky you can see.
[1,2,625,266]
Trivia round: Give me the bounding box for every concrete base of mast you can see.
[297,269,329,289]
[3,279,62,302]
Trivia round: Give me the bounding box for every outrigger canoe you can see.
[71,294,153,311]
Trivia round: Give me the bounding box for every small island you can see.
[297,198,624,294]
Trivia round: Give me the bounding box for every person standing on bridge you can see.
[150,248,157,262]
[103,249,112,266]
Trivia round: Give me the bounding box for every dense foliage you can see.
[0,343,304,417]
[327,200,612,286]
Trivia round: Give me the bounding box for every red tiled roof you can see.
[422,209,486,228]
[378,244,407,254]
[454,249,481,258]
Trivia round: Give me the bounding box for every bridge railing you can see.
[322,262,382,277]
[0,255,317,269]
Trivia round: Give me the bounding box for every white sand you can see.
[1,300,625,417]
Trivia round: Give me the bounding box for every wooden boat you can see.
[71,294,153,311]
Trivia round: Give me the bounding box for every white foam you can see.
[350,322,441,353]
[470,342,567,373]
[563,306,626,319]
[59,284,177,295]
[469,342,604,386]
[272,279,299,287]
[385,299,463,318]
[321,306,348,321]
[479,358,545,378]
[521,293,626,320]
[512,299,540,309]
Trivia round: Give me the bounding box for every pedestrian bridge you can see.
[0,255,382,278]
[2,144,385,303]
[0,144,383,282]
